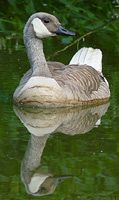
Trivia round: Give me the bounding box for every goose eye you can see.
[44,19,50,23]
[40,186,46,192]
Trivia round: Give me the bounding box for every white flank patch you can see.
[31,18,52,38]
[16,76,62,101]
[20,76,61,92]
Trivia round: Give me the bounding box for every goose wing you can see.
[52,64,102,93]
[51,64,109,101]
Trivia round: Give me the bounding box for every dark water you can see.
[0,32,119,200]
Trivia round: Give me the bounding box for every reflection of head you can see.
[22,168,71,196]
[21,133,72,196]
[21,134,53,196]
[27,172,56,196]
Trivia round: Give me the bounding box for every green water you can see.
[0,23,119,200]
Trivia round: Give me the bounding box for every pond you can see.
[0,25,119,200]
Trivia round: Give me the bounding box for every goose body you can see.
[13,12,110,107]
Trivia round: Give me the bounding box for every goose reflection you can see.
[14,102,109,196]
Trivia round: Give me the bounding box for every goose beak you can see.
[55,24,76,36]
[54,175,73,185]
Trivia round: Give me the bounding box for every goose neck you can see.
[25,38,52,77]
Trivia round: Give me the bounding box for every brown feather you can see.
[19,61,109,104]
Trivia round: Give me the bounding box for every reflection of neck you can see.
[22,134,49,172]
[25,38,52,77]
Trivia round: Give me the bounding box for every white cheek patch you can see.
[28,173,49,193]
[31,18,52,38]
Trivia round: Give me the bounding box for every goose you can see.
[13,12,110,108]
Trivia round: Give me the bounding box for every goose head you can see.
[24,12,76,43]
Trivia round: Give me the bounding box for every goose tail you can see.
[69,47,102,73]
